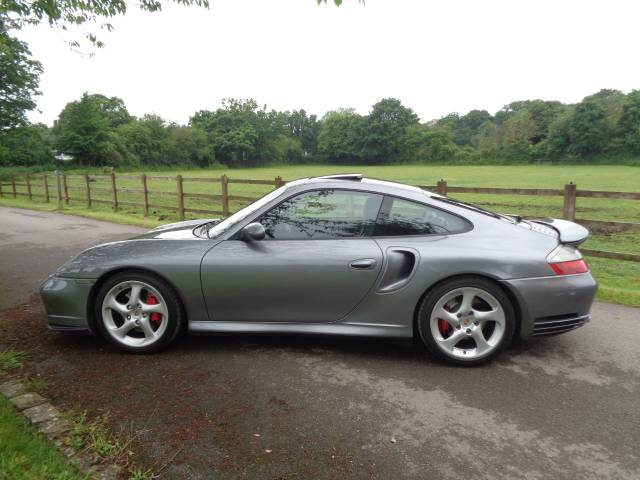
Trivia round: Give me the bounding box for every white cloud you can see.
[17,0,640,126]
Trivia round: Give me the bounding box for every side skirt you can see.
[188,321,412,338]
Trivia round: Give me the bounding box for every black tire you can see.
[94,271,184,354]
[417,276,515,366]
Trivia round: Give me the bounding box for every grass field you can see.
[1,164,638,306]
[0,395,84,480]
[1,349,82,479]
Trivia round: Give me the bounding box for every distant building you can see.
[54,153,75,162]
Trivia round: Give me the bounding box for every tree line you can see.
[2,88,640,168]
[2,0,639,168]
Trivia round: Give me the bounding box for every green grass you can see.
[0,396,84,480]
[1,164,638,306]
[589,257,640,306]
[65,411,129,462]
[0,350,27,374]
[128,468,153,480]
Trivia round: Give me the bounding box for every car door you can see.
[201,188,384,323]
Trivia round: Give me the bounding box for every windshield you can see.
[206,186,287,238]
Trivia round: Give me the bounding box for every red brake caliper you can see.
[146,292,162,326]
[438,304,453,337]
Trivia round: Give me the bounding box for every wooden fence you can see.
[0,171,285,218]
[0,172,638,262]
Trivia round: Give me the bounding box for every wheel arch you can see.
[412,273,522,339]
[86,266,188,335]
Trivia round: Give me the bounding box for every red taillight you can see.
[549,259,589,275]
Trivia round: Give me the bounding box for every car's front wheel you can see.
[417,276,515,366]
[94,271,184,353]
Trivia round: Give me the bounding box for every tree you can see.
[545,109,573,159]
[283,109,320,155]
[2,0,210,49]
[0,123,52,166]
[0,22,42,130]
[317,109,365,163]
[164,124,213,166]
[360,98,419,163]
[116,114,167,165]
[567,100,608,156]
[400,124,457,163]
[436,110,493,146]
[53,92,123,165]
[619,90,640,154]
[191,98,285,166]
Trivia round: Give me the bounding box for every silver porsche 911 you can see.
[40,174,597,366]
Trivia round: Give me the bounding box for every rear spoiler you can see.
[529,218,589,246]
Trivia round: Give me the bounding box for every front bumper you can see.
[40,275,95,332]
[502,271,598,338]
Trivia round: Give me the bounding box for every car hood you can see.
[133,218,219,240]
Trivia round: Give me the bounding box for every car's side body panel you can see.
[201,238,384,323]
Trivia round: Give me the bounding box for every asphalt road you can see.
[1,206,639,479]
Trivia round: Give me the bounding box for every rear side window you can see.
[374,197,471,236]
[259,189,383,240]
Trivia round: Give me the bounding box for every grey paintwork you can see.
[40,176,598,340]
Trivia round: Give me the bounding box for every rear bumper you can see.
[40,275,94,332]
[502,271,598,338]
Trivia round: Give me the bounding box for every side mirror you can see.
[241,222,266,241]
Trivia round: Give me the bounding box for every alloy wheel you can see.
[429,287,506,360]
[101,280,169,348]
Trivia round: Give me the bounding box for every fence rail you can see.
[0,172,638,262]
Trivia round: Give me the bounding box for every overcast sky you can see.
[18,0,640,126]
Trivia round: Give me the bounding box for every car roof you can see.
[285,174,433,197]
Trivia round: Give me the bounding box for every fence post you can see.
[110,172,118,212]
[55,171,63,209]
[11,175,16,197]
[177,174,185,220]
[62,172,69,204]
[220,175,229,216]
[436,179,448,196]
[84,174,92,208]
[563,182,577,221]
[26,174,32,200]
[141,174,149,216]
[43,174,49,203]
[274,176,285,188]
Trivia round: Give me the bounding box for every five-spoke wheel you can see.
[94,271,183,353]
[418,277,515,366]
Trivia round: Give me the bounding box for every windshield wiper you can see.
[431,196,513,222]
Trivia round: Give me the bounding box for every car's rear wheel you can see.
[94,271,183,353]
[417,276,515,366]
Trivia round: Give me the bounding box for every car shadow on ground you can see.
[1,293,544,370]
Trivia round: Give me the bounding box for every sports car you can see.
[40,174,598,366]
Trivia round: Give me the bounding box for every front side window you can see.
[374,197,471,236]
[259,189,383,240]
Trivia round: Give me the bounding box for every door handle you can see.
[349,258,377,270]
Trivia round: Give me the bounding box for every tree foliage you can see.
[0,22,42,130]
[1,0,209,49]
[5,88,640,168]
[53,93,122,165]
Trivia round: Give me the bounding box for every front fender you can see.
[52,238,220,324]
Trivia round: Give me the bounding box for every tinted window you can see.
[374,197,471,236]
[260,189,383,240]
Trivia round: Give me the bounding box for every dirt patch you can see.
[0,296,379,479]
